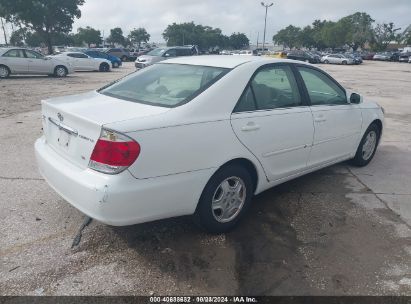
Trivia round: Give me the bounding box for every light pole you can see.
[261,2,273,54]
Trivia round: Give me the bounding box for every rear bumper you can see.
[35,137,213,226]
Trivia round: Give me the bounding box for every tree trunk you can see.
[46,32,53,55]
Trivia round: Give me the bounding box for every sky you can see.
[1,0,410,45]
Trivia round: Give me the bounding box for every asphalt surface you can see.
[0,60,411,295]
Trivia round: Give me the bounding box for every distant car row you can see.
[0,47,127,78]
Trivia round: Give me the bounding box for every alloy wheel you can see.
[362,131,377,160]
[211,176,246,223]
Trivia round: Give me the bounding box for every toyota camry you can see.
[35,56,384,233]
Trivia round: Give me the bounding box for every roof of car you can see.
[161,55,272,69]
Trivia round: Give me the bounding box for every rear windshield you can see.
[99,63,229,107]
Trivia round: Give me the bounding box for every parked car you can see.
[321,54,355,65]
[135,46,197,69]
[105,48,134,62]
[0,47,73,78]
[345,53,363,64]
[287,50,320,63]
[84,50,122,68]
[52,52,111,72]
[399,52,411,63]
[35,56,384,233]
[361,52,375,60]
[373,52,399,61]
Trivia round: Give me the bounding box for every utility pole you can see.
[261,2,273,54]
[0,18,8,46]
[256,32,259,50]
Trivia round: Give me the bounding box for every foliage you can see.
[0,0,84,54]
[229,33,249,49]
[162,22,248,51]
[75,26,102,47]
[128,28,150,48]
[9,27,27,46]
[370,22,401,51]
[272,12,402,52]
[273,25,302,49]
[107,27,125,46]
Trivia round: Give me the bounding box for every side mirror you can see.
[349,92,362,104]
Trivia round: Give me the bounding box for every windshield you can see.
[99,63,229,107]
[147,48,167,56]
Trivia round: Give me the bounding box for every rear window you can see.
[99,63,229,107]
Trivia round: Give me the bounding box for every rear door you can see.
[296,66,362,167]
[1,49,28,73]
[231,63,314,182]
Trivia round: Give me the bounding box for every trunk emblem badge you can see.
[57,113,64,122]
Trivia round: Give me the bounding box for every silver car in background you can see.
[0,47,74,78]
[321,54,355,65]
[135,46,197,69]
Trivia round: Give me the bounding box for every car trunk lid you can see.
[41,91,169,169]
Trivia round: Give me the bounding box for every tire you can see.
[305,59,310,63]
[54,65,67,77]
[99,63,110,72]
[194,165,253,233]
[121,56,128,62]
[0,65,10,78]
[351,123,380,167]
[342,60,347,65]
[324,60,329,64]
[112,62,119,68]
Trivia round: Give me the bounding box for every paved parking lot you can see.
[1,60,411,296]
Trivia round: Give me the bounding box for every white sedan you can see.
[321,54,355,65]
[52,52,111,72]
[35,56,384,233]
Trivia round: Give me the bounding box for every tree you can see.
[0,0,84,54]
[9,27,27,46]
[128,27,150,48]
[273,25,302,49]
[25,30,43,47]
[229,33,249,49]
[371,22,401,51]
[300,26,315,49]
[340,12,375,50]
[76,26,102,47]
[163,22,227,50]
[107,27,125,46]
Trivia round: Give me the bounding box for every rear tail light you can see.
[89,129,140,174]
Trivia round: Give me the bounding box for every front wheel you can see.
[342,60,347,65]
[324,60,329,64]
[99,63,110,72]
[54,66,67,77]
[0,65,10,78]
[351,123,380,167]
[194,165,253,233]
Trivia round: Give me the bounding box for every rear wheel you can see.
[54,66,67,77]
[99,62,110,72]
[121,56,128,62]
[0,65,10,78]
[351,123,380,167]
[194,165,253,233]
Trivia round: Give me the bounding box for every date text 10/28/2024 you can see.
[149,297,258,303]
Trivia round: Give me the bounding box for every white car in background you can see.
[35,56,384,233]
[321,54,355,65]
[0,47,73,78]
[52,52,111,72]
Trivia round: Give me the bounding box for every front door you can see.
[25,50,53,74]
[231,64,314,182]
[296,66,363,168]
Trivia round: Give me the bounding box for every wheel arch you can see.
[0,64,11,75]
[218,157,260,193]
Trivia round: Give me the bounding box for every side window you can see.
[78,53,88,58]
[298,67,347,106]
[165,49,177,57]
[234,65,302,112]
[3,49,25,58]
[67,53,78,58]
[25,50,44,59]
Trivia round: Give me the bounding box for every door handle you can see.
[241,122,260,132]
[314,118,327,123]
